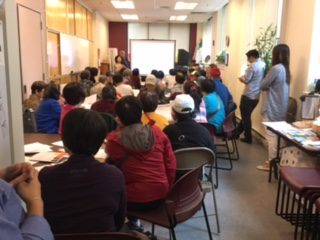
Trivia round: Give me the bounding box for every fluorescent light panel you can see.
[121,14,139,20]
[111,0,135,9]
[174,1,198,10]
[170,15,187,21]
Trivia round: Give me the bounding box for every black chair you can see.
[23,109,37,133]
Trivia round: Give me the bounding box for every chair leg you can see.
[152,223,155,235]
[202,201,213,240]
[211,182,221,233]
[170,228,177,240]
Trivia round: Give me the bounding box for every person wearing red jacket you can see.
[105,96,176,231]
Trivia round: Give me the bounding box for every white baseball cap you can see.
[145,74,156,85]
[172,94,195,114]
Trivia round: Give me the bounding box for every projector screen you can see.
[130,40,175,75]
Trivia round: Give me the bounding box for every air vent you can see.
[190,11,208,14]
[159,6,170,9]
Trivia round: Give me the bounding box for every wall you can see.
[93,13,109,66]
[109,22,128,56]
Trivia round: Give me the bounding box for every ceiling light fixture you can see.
[174,1,198,10]
[111,0,135,9]
[121,14,139,20]
[170,15,187,21]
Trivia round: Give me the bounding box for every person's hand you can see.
[15,171,43,216]
[0,163,35,186]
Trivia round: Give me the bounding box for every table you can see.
[265,122,320,182]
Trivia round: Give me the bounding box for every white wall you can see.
[94,12,109,66]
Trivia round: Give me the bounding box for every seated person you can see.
[91,85,117,116]
[166,68,176,89]
[105,96,176,230]
[86,66,99,84]
[37,83,62,134]
[0,163,53,239]
[184,81,207,123]
[40,109,126,234]
[113,73,133,98]
[122,68,132,85]
[163,94,214,151]
[131,68,141,89]
[200,79,226,133]
[90,75,108,98]
[23,81,47,112]
[139,91,169,130]
[58,82,85,134]
[170,72,186,100]
[79,70,93,96]
[140,75,168,104]
[210,66,233,114]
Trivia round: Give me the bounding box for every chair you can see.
[174,147,220,233]
[99,112,118,134]
[54,232,140,240]
[127,165,214,240]
[286,97,297,123]
[23,109,37,133]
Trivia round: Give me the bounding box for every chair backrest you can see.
[54,232,140,240]
[174,147,214,173]
[222,111,236,138]
[23,109,37,133]
[99,112,118,134]
[165,165,205,225]
[286,97,297,123]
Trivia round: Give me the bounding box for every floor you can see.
[142,138,295,240]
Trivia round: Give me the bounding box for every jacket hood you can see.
[119,123,154,152]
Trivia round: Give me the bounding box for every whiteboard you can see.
[60,33,89,75]
[130,40,175,75]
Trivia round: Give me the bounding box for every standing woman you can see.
[256,44,290,171]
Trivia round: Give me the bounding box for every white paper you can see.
[52,140,64,147]
[95,148,107,161]
[262,121,295,132]
[24,142,52,153]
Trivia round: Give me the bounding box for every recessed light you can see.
[174,1,198,10]
[111,0,135,9]
[170,15,187,21]
[121,14,139,20]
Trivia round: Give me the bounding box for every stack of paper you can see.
[24,142,52,154]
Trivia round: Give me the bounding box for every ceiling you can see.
[81,0,229,23]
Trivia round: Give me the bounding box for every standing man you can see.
[235,49,265,143]
[120,50,130,69]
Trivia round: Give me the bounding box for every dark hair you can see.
[272,44,291,84]
[139,91,158,112]
[151,69,158,77]
[132,68,139,76]
[63,82,85,105]
[246,49,260,59]
[80,70,90,80]
[115,96,142,126]
[200,79,215,94]
[115,55,124,64]
[169,69,176,76]
[175,72,186,84]
[62,108,107,155]
[43,83,60,100]
[101,85,116,101]
[156,70,165,79]
[184,81,202,112]
[89,67,99,82]
[123,68,132,77]
[199,70,207,77]
[31,81,47,94]
[112,74,123,85]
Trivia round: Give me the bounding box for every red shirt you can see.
[58,104,77,134]
[91,99,116,116]
[106,125,176,203]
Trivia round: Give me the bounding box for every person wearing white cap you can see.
[163,94,214,152]
[139,74,169,104]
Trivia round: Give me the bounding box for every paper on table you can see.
[95,148,107,162]
[262,121,295,132]
[52,140,64,147]
[24,142,52,154]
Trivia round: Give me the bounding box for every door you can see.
[18,5,44,98]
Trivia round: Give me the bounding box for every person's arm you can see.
[52,101,62,121]
[261,66,277,91]
[114,175,127,231]
[162,134,176,186]
[239,65,254,84]
[105,134,128,167]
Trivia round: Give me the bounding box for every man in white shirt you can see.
[113,73,133,98]
[235,49,266,143]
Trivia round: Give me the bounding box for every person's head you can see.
[139,91,158,113]
[101,85,116,101]
[31,81,47,98]
[98,75,108,84]
[80,70,90,80]
[43,83,60,100]
[156,70,165,80]
[169,68,176,76]
[246,49,260,63]
[184,81,202,111]
[62,108,107,155]
[175,72,186,84]
[115,96,142,126]
[112,74,123,85]
[151,69,158,77]
[200,79,215,95]
[120,50,126,58]
[210,67,221,79]
[172,94,195,121]
[272,44,290,84]
[63,82,85,106]
[115,55,124,64]
[199,69,207,77]
[132,68,139,76]
[123,68,132,78]
[145,74,157,87]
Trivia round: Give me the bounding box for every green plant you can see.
[254,24,278,73]
[216,50,226,65]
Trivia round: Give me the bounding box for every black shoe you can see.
[240,138,252,144]
[127,219,144,232]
